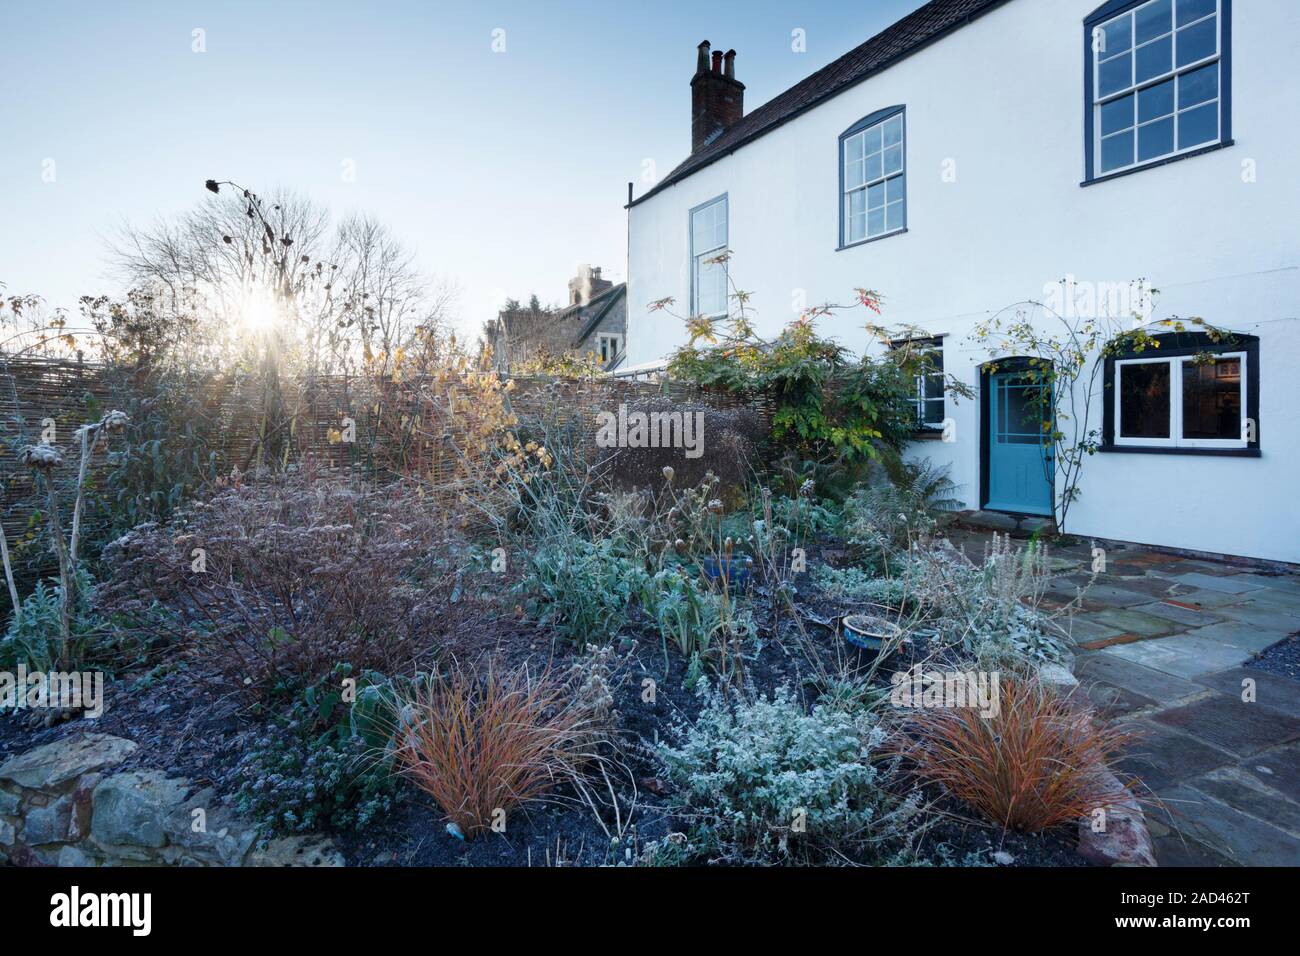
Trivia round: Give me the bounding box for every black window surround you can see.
[837,105,907,251]
[1082,0,1233,187]
[890,334,945,434]
[1100,330,1260,456]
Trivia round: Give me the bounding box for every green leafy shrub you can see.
[841,460,958,571]
[92,377,221,539]
[0,567,103,671]
[521,537,638,644]
[235,669,401,839]
[810,564,908,607]
[637,568,755,670]
[657,683,923,865]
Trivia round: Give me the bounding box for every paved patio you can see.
[950,527,1300,866]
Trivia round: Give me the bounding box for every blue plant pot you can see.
[841,613,901,658]
[703,555,752,590]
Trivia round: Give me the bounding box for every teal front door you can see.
[985,371,1053,516]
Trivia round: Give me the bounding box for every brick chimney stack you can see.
[568,264,613,307]
[691,40,744,153]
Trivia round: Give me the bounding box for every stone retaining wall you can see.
[0,733,341,867]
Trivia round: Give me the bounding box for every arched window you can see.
[838,106,906,249]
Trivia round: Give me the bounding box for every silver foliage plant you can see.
[656,682,925,865]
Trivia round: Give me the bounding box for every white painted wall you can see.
[627,0,1300,563]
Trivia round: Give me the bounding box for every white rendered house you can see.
[625,0,1300,563]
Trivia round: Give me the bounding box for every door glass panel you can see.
[998,379,1046,444]
[1182,357,1241,439]
[1119,362,1171,437]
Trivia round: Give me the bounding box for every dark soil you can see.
[0,665,251,794]
[0,573,1090,867]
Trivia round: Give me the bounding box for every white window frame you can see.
[689,194,728,318]
[598,333,620,364]
[1114,350,1247,449]
[892,337,945,430]
[1091,0,1223,177]
[841,112,906,246]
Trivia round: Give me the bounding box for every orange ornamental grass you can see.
[392,661,604,837]
[899,675,1139,833]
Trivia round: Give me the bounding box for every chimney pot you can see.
[691,41,745,153]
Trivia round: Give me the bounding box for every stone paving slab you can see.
[1158,588,1252,609]
[1182,620,1293,654]
[1103,633,1251,679]
[1085,681,1159,719]
[1169,571,1266,594]
[1150,694,1300,757]
[1189,767,1300,835]
[1130,600,1226,628]
[952,521,1300,866]
[1088,607,1181,638]
[1066,617,1126,644]
[1150,833,1236,866]
[1238,742,1300,797]
[1075,652,1205,704]
[1116,719,1234,791]
[1072,583,1161,609]
[1151,784,1300,866]
[1100,575,1194,599]
[1194,666,1300,714]
[1232,587,1300,612]
[1209,602,1300,634]
[1226,572,1300,594]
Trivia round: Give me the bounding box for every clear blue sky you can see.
[0,0,927,340]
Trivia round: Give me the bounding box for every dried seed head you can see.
[19,444,63,470]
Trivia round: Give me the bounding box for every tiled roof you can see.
[569,283,626,347]
[629,0,1010,207]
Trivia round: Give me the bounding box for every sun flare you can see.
[239,288,282,334]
